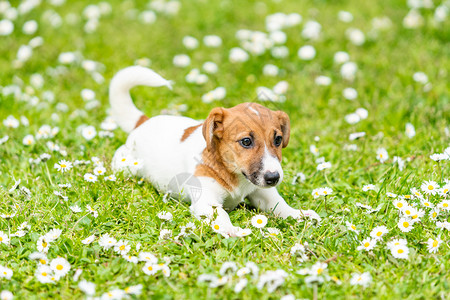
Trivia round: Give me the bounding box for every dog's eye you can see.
[274,136,283,147]
[239,138,253,148]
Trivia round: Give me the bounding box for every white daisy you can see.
[93,166,106,176]
[251,215,268,228]
[142,262,160,275]
[50,257,71,277]
[356,238,377,251]
[350,272,371,287]
[114,240,131,255]
[426,237,442,253]
[45,229,62,242]
[420,199,434,209]
[22,134,35,146]
[393,199,407,210]
[138,252,158,263]
[86,205,98,218]
[265,227,281,237]
[438,200,450,211]
[37,236,50,253]
[78,280,96,296]
[81,235,96,245]
[0,231,10,245]
[69,204,82,213]
[83,173,97,182]
[420,180,439,195]
[387,238,407,250]
[35,265,53,283]
[0,290,13,300]
[429,208,440,220]
[362,184,376,192]
[98,234,117,250]
[105,174,116,181]
[391,244,409,259]
[346,221,359,234]
[124,284,143,295]
[376,148,389,163]
[369,226,388,239]
[123,255,139,264]
[398,218,414,232]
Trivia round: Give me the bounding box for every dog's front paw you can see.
[211,222,250,238]
[289,209,321,223]
[298,209,322,223]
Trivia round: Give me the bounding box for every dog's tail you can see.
[109,66,172,133]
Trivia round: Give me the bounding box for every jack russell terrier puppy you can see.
[110,66,320,237]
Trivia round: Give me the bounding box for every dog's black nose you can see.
[264,172,280,186]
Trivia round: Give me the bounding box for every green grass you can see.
[0,0,449,299]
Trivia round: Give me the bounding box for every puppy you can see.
[110,66,320,237]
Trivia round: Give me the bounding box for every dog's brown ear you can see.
[203,107,225,149]
[276,111,290,148]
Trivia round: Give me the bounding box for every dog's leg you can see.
[189,178,244,238]
[248,188,321,222]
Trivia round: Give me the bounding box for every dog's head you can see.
[203,102,290,188]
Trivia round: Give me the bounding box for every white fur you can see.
[261,147,284,183]
[110,66,321,238]
[109,66,172,133]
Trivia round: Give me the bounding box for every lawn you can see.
[0,0,449,299]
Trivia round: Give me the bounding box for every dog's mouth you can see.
[242,171,263,187]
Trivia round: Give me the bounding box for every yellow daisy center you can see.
[121,158,126,162]
[351,225,356,230]
[257,219,263,224]
[56,264,63,271]
[42,272,47,276]
[42,241,48,248]
[403,222,409,228]
[428,185,434,190]
[398,249,404,254]
[119,245,125,250]
[148,266,153,271]
[397,203,403,208]
[317,268,323,274]
[39,259,46,264]
[364,242,370,247]
[433,240,438,247]
[432,212,437,218]
[405,210,410,215]
[443,203,448,208]
[61,164,66,168]
[0,237,2,242]
[376,231,382,237]
[323,191,327,195]
[424,203,429,206]
[214,224,219,230]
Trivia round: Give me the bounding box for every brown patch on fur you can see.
[180,124,202,142]
[195,102,290,190]
[134,115,149,129]
[195,161,237,191]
